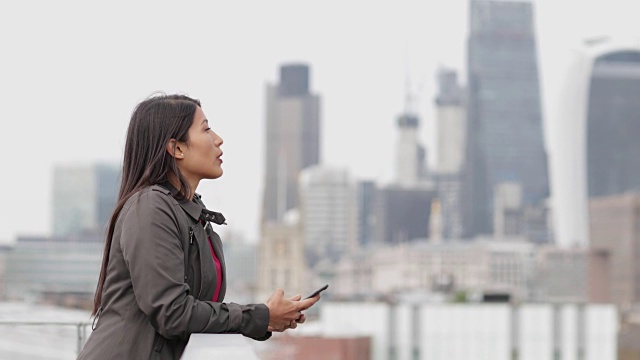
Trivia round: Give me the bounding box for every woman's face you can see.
[179,106,224,181]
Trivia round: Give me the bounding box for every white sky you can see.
[0,0,638,244]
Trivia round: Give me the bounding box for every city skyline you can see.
[1,0,639,243]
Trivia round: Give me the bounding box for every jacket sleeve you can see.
[119,190,270,340]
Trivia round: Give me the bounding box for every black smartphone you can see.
[304,284,329,300]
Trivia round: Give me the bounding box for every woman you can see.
[78,94,319,360]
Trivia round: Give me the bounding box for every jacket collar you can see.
[157,181,204,222]
[156,181,226,225]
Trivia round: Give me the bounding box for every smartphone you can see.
[304,284,329,300]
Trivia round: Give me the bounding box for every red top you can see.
[208,237,223,302]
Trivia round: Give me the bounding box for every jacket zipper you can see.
[185,226,194,283]
[188,225,204,299]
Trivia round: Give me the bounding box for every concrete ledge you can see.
[181,334,259,360]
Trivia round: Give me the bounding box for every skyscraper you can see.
[262,64,321,223]
[549,37,640,247]
[435,68,466,175]
[258,64,320,300]
[587,52,640,198]
[52,163,120,237]
[463,0,549,237]
[434,68,466,240]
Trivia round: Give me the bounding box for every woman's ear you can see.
[166,139,185,159]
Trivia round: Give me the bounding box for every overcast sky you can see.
[0,0,638,244]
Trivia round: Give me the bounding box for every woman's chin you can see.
[209,169,223,179]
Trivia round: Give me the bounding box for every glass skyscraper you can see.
[463,0,549,237]
[587,51,640,198]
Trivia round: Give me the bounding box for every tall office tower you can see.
[52,163,120,238]
[550,37,640,247]
[299,165,358,267]
[262,64,321,223]
[434,68,466,240]
[356,181,378,248]
[463,0,549,238]
[396,113,427,187]
[587,53,640,198]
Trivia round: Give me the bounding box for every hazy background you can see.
[0,0,637,244]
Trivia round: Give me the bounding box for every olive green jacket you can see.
[77,184,270,360]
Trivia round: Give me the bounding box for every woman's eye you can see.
[205,128,211,132]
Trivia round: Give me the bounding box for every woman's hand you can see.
[266,289,320,332]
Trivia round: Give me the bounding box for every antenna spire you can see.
[404,43,414,114]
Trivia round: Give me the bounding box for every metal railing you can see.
[0,320,92,357]
[0,322,259,359]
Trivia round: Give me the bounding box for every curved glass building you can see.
[550,37,640,247]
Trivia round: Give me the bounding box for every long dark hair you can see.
[93,93,201,315]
